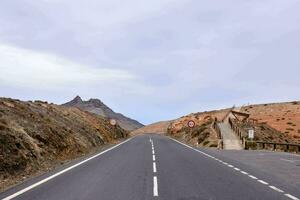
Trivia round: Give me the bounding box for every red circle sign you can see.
[110,119,117,126]
[188,120,195,128]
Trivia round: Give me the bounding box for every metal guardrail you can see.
[228,117,247,140]
[251,141,300,153]
[213,121,222,139]
[229,118,300,153]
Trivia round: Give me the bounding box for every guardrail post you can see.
[243,139,247,150]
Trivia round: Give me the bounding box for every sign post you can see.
[248,129,254,140]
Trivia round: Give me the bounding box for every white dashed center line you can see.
[150,137,159,197]
[285,194,300,200]
[153,162,157,173]
[153,176,158,197]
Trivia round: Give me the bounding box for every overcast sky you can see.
[1,0,300,124]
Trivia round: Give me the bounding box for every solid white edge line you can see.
[248,175,258,180]
[169,137,300,199]
[153,162,157,173]
[258,180,268,185]
[2,138,132,200]
[285,194,300,200]
[269,186,284,193]
[153,176,158,196]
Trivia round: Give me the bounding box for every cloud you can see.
[1,0,300,124]
[0,44,135,90]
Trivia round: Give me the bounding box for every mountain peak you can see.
[87,98,104,106]
[62,96,83,106]
[62,96,144,131]
[73,95,83,102]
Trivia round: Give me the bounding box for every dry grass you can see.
[0,98,128,191]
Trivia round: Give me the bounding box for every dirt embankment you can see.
[167,101,300,147]
[240,101,300,143]
[131,121,172,135]
[167,109,230,147]
[0,98,128,192]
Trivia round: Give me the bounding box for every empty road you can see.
[1,134,299,200]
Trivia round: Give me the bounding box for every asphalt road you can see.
[1,134,299,200]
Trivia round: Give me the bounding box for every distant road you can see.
[1,135,299,200]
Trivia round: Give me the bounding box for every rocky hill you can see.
[131,121,172,135]
[63,96,143,131]
[167,109,230,148]
[166,101,300,148]
[240,101,300,142]
[0,98,128,191]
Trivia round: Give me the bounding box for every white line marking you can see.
[153,162,157,173]
[285,194,300,200]
[258,180,268,185]
[269,186,284,193]
[153,176,158,196]
[248,175,258,180]
[227,165,234,168]
[234,168,240,171]
[153,155,156,161]
[2,138,132,200]
[169,137,300,199]
[152,150,155,155]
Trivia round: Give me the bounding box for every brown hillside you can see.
[63,96,144,131]
[0,98,127,191]
[131,121,172,135]
[167,109,230,147]
[167,101,300,148]
[240,101,300,143]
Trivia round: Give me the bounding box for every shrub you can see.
[286,128,294,131]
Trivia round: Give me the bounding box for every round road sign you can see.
[110,119,117,126]
[188,120,195,128]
